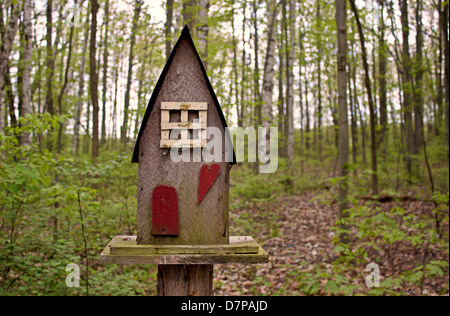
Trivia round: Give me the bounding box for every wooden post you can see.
[157,264,213,296]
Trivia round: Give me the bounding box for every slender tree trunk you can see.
[253,0,261,126]
[183,0,197,31]
[0,0,21,134]
[435,1,443,135]
[348,59,358,175]
[305,73,310,151]
[278,11,285,144]
[336,0,349,239]
[73,8,90,155]
[414,0,424,153]
[440,0,449,147]
[90,0,100,159]
[378,0,388,147]
[350,0,378,195]
[20,0,33,146]
[316,0,323,158]
[286,0,295,169]
[45,0,55,117]
[239,0,247,127]
[57,2,76,153]
[231,0,240,127]
[165,0,174,59]
[197,0,209,68]
[260,0,277,169]
[101,0,110,146]
[399,0,415,176]
[5,66,16,129]
[121,0,141,144]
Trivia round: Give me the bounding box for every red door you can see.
[152,185,179,236]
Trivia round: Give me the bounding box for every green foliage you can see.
[293,198,449,296]
[0,115,152,296]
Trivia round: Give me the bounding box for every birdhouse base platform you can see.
[100,236,268,265]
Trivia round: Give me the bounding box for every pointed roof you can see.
[132,25,235,164]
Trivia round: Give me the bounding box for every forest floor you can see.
[213,192,449,296]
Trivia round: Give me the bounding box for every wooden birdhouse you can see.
[101,26,268,296]
[132,25,235,246]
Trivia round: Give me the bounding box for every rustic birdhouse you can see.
[132,25,235,246]
[101,26,267,296]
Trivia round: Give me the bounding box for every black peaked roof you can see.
[132,25,236,165]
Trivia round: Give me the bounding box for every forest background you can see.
[0,0,448,296]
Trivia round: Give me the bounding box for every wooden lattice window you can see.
[160,102,208,148]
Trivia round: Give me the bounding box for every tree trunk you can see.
[414,0,424,153]
[73,7,90,155]
[90,0,100,159]
[197,0,209,68]
[336,0,349,238]
[45,0,55,117]
[183,0,197,31]
[239,0,247,128]
[378,0,388,147]
[253,0,261,126]
[440,0,449,147]
[101,0,110,146]
[20,0,33,146]
[434,0,443,135]
[350,0,378,195]
[57,1,76,153]
[399,0,415,176]
[286,0,295,169]
[348,58,358,175]
[231,0,240,127]
[121,0,141,145]
[0,0,21,134]
[165,0,174,60]
[278,12,285,144]
[259,0,277,172]
[261,0,277,127]
[316,0,323,158]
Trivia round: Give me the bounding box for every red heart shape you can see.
[198,164,220,205]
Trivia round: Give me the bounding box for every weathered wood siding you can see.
[137,37,229,245]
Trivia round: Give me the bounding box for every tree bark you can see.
[261,0,277,127]
[440,0,449,147]
[399,0,415,176]
[20,0,33,146]
[197,0,209,68]
[336,0,349,239]
[349,0,378,195]
[101,0,110,146]
[165,0,174,60]
[253,0,261,126]
[45,0,55,117]
[90,0,100,159]
[57,0,77,153]
[414,0,424,153]
[287,0,295,169]
[231,0,240,127]
[316,0,323,158]
[239,0,247,127]
[73,7,90,155]
[0,0,21,134]
[378,0,388,147]
[121,0,141,144]
[183,0,197,31]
